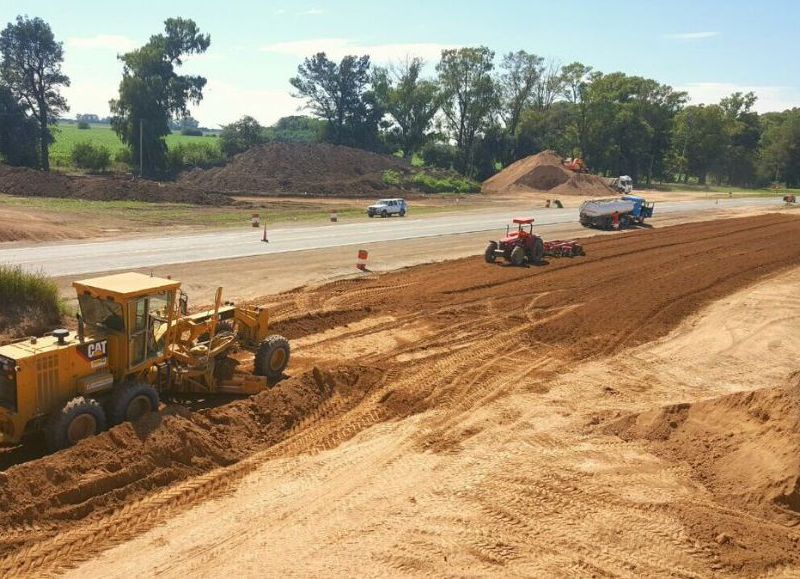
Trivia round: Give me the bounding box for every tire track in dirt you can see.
[2,214,800,576]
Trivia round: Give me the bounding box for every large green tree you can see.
[290,53,383,149]
[671,104,729,184]
[436,46,497,176]
[0,15,69,170]
[0,84,39,166]
[719,91,761,186]
[759,108,800,187]
[577,72,685,182]
[110,18,210,177]
[496,50,543,137]
[373,57,440,157]
[219,115,265,157]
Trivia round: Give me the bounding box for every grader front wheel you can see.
[254,335,291,381]
[109,383,160,425]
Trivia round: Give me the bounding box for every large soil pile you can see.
[606,377,800,522]
[179,143,410,197]
[0,165,233,205]
[483,150,614,196]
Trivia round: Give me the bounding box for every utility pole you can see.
[139,119,143,178]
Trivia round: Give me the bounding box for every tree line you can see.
[0,14,799,187]
[285,47,800,187]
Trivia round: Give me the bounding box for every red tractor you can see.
[485,217,545,266]
[485,217,585,266]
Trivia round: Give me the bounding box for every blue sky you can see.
[1,0,797,126]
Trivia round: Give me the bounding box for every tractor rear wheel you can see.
[46,397,107,451]
[510,246,526,266]
[254,335,291,381]
[484,242,498,263]
[109,383,160,425]
[532,237,545,263]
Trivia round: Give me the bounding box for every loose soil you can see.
[483,150,615,197]
[1,214,799,577]
[605,379,800,523]
[0,164,233,205]
[180,142,411,197]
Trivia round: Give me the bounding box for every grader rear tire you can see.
[46,397,107,451]
[254,335,291,381]
[109,383,160,425]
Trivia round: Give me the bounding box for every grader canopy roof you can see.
[73,272,181,300]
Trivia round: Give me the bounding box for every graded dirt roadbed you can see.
[1,214,799,577]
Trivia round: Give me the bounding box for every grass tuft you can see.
[0,265,63,339]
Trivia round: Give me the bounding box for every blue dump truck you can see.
[579,195,655,229]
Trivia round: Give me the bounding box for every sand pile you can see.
[0,164,233,205]
[180,143,410,197]
[483,150,614,196]
[606,376,800,522]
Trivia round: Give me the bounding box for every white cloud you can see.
[261,38,453,62]
[193,80,300,127]
[663,31,720,40]
[298,8,325,15]
[67,34,137,52]
[677,82,800,113]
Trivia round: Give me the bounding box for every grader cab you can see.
[0,272,290,451]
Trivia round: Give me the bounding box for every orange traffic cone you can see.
[262,222,269,243]
[356,249,368,270]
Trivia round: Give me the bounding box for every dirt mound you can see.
[605,378,800,522]
[0,164,233,205]
[482,150,614,196]
[0,365,380,555]
[179,143,410,197]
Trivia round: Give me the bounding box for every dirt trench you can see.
[1,213,800,576]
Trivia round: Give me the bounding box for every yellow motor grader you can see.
[0,272,290,451]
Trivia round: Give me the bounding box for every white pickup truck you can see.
[367,198,407,218]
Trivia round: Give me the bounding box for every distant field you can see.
[650,181,799,197]
[50,123,220,168]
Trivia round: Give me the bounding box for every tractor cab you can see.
[73,273,181,380]
[504,217,535,242]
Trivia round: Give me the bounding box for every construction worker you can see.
[611,211,620,230]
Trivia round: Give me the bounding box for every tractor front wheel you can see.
[255,335,291,381]
[46,397,107,451]
[484,242,498,263]
[510,246,526,266]
[109,383,160,425]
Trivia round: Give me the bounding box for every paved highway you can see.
[0,198,781,277]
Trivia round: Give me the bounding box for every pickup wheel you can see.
[109,383,160,425]
[254,335,291,381]
[381,210,388,218]
[46,397,107,451]
[399,210,406,217]
[484,242,498,263]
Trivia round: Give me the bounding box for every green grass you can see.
[648,182,800,197]
[50,124,220,169]
[0,195,459,229]
[0,265,63,334]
